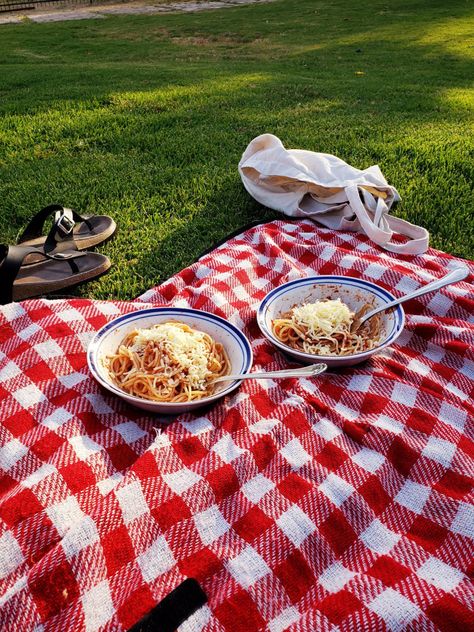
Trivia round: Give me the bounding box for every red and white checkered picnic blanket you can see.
[1,219,473,632]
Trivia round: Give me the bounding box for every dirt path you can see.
[0,0,274,25]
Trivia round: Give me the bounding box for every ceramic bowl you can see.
[87,307,252,413]
[257,275,405,367]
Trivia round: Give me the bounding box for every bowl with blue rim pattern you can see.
[257,275,405,367]
[87,307,253,413]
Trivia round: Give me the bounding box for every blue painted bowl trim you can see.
[257,276,405,360]
[87,308,253,405]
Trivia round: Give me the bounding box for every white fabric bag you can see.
[239,134,429,255]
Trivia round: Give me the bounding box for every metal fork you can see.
[212,363,327,383]
[350,267,469,333]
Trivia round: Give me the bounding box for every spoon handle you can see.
[213,363,327,383]
[361,267,469,323]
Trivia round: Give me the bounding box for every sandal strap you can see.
[18,205,93,251]
[44,208,76,253]
[0,244,86,305]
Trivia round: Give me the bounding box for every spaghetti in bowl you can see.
[88,308,252,413]
[257,276,405,368]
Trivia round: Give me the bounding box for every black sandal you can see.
[0,244,111,305]
[17,204,116,254]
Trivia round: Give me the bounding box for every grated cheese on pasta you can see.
[291,299,354,336]
[130,323,210,389]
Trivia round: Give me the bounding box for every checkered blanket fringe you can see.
[0,220,473,632]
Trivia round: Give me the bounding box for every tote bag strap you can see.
[345,184,392,244]
[345,185,429,255]
[384,215,430,255]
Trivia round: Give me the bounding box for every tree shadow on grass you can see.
[1,0,473,296]
[1,0,473,113]
[81,176,276,300]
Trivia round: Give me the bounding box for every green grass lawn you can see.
[1,0,473,299]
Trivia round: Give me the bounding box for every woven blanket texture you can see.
[0,219,473,632]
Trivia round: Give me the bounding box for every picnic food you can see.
[105,321,230,402]
[272,298,380,356]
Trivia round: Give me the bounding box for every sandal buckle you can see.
[56,214,75,237]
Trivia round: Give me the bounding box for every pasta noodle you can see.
[106,321,230,402]
[272,299,380,356]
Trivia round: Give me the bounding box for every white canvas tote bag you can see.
[239,134,429,255]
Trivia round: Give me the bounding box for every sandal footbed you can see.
[20,216,116,251]
[11,253,111,301]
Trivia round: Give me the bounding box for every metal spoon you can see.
[351,267,469,333]
[212,363,327,383]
